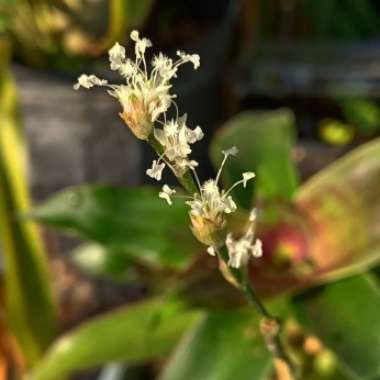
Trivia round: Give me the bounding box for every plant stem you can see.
[217,246,294,373]
[148,134,296,375]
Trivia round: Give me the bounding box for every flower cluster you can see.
[74,31,261,269]
[226,208,263,268]
[158,147,259,267]
[74,30,200,143]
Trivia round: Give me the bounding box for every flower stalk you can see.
[74,30,296,377]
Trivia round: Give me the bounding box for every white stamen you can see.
[146,160,165,181]
[159,184,176,205]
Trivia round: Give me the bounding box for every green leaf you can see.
[293,274,380,380]
[210,109,299,208]
[159,309,272,380]
[0,55,57,365]
[294,138,380,284]
[339,98,380,136]
[29,185,200,269]
[29,298,202,380]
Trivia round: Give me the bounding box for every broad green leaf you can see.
[29,298,202,380]
[29,186,200,269]
[210,109,299,208]
[0,49,57,365]
[294,274,380,379]
[159,310,272,380]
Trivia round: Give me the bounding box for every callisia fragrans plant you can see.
[74,30,295,375]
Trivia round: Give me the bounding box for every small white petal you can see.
[186,126,204,144]
[242,172,256,187]
[223,196,237,213]
[146,160,165,181]
[249,208,257,222]
[251,239,263,258]
[73,74,107,90]
[130,30,139,41]
[176,50,200,69]
[159,184,176,205]
[207,246,216,256]
[109,42,126,70]
[222,146,239,156]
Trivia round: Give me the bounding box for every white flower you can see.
[222,146,239,156]
[186,126,204,144]
[186,149,257,248]
[249,208,257,222]
[251,239,263,258]
[226,231,262,269]
[154,115,203,173]
[226,207,262,268]
[186,179,236,224]
[176,50,200,69]
[73,74,108,90]
[242,172,255,187]
[159,184,176,205]
[73,31,201,140]
[146,160,165,181]
[207,246,216,256]
[109,42,126,70]
[130,30,152,58]
[152,53,177,80]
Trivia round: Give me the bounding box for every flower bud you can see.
[189,213,226,247]
[118,94,153,140]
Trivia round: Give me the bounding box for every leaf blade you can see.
[29,298,202,380]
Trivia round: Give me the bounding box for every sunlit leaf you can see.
[294,274,380,379]
[159,310,272,380]
[29,298,202,380]
[210,109,299,208]
[29,186,201,269]
[0,46,57,366]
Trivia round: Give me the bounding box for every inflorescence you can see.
[74,30,262,268]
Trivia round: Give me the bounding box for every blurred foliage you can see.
[0,38,57,368]
[29,185,201,269]
[1,0,154,69]
[294,274,380,379]
[24,107,380,379]
[254,0,380,41]
[159,309,272,380]
[210,109,299,208]
[302,0,379,40]
[29,298,202,380]
[318,119,354,145]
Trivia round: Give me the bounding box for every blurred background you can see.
[2,1,380,380]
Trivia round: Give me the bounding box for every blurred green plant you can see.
[0,37,57,368]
